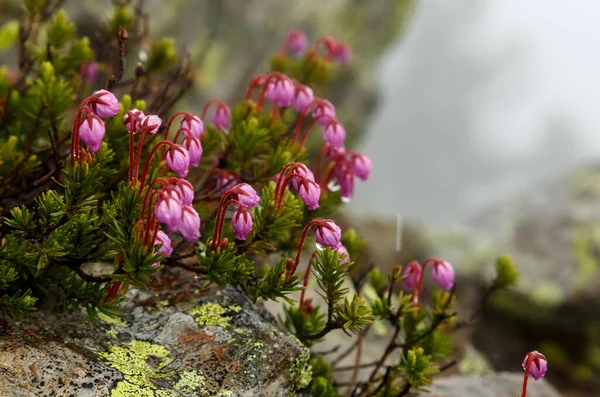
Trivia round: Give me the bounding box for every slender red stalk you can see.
[291,220,322,276]
[413,257,441,306]
[210,188,236,250]
[139,141,179,189]
[70,99,92,165]
[255,71,289,110]
[173,127,192,144]
[132,130,147,183]
[245,75,267,100]
[271,103,279,120]
[201,98,226,120]
[128,118,136,181]
[314,144,331,182]
[273,162,304,203]
[299,251,318,307]
[212,198,244,245]
[276,172,305,209]
[140,177,168,215]
[521,354,534,397]
[291,98,328,142]
[163,111,188,143]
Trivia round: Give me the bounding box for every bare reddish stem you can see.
[291,220,322,276]
[201,99,226,120]
[213,198,244,245]
[299,251,318,307]
[521,354,534,397]
[139,141,179,189]
[210,188,236,250]
[273,162,304,204]
[291,98,328,143]
[256,72,288,110]
[70,98,92,165]
[276,172,306,209]
[413,257,441,306]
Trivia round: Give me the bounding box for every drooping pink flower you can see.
[166,146,190,178]
[298,180,320,211]
[176,180,194,206]
[180,114,204,138]
[232,208,253,240]
[123,108,146,133]
[213,103,231,131]
[154,230,173,257]
[89,89,120,118]
[402,261,422,291]
[84,61,98,84]
[315,220,342,249]
[293,85,314,112]
[522,351,548,381]
[333,42,351,65]
[78,112,105,152]
[287,30,307,56]
[235,183,261,208]
[339,169,355,202]
[265,77,295,107]
[155,193,183,232]
[140,115,162,134]
[322,121,346,148]
[350,153,372,181]
[313,100,336,126]
[291,164,315,191]
[337,244,350,265]
[178,205,201,242]
[182,136,203,168]
[431,260,455,291]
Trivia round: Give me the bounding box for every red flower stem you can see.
[128,119,136,181]
[139,141,179,189]
[271,103,279,120]
[413,257,441,306]
[273,162,303,204]
[140,178,168,218]
[299,251,318,307]
[292,220,321,276]
[291,98,327,142]
[133,130,147,183]
[70,98,92,165]
[210,189,235,250]
[521,354,534,397]
[256,71,288,110]
[201,99,225,119]
[245,75,266,100]
[173,127,192,144]
[299,115,335,147]
[213,198,244,244]
[164,111,188,143]
[276,172,305,210]
[314,144,331,182]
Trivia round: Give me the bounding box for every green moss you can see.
[188,303,241,328]
[289,346,312,393]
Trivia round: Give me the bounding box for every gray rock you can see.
[425,373,562,397]
[0,268,312,396]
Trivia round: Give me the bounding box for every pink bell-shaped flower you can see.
[350,153,372,181]
[166,146,190,178]
[155,193,183,232]
[293,85,314,112]
[333,42,351,65]
[322,120,346,148]
[315,220,342,249]
[522,351,548,381]
[178,205,201,242]
[291,164,315,191]
[176,180,194,206]
[265,77,295,107]
[213,103,231,131]
[339,169,355,202]
[232,208,253,240]
[298,180,321,211]
[287,30,307,56]
[337,244,350,265]
[89,89,120,118]
[402,261,422,291]
[141,114,162,134]
[235,183,261,208]
[123,108,146,133]
[180,114,204,138]
[431,260,455,291]
[154,230,173,257]
[313,100,336,126]
[78,112,105,152]
[182,136,203,168]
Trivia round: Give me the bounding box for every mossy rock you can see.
[0,268,310,396]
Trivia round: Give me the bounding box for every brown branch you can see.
[73,267,112,283]
[106,27,128,91]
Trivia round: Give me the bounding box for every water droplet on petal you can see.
[341,196,352,203]
[315,242,325,251]
[327,180,340,192]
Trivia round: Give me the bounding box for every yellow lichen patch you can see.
[156,300,170,309]
[173,370,206,395]
[228,305,242,313]
[216,391,233,397]
[188,303,238,328]
[98,312,129,327]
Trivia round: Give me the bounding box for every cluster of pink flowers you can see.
[70,89,120,161]
[280,30,351,65]
[402,258,455,306]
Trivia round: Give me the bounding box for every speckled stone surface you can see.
[0,268,311,396]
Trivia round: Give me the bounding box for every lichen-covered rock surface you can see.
[0,268,311,396]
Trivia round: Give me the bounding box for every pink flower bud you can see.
[402,261,422,291]
[522,351,548,381]
[337,244,350,265]
[350,153,372,181]
[232,208,253,240]
[180,114,204,138]
[234,183,261,208]
[298,180,320,211]
[154,230,173,257]
[287,30,307,56]
[182,136,203,168]
[431,260,455,291]
[78,113,105,152]
[315,220,342,249]
[166,146,190,178]
[291,164,315,191]
[213,103,231,131]
[176,180,194,206]
[322,121,346,148]
[339,169,355,202]
[313,100,336,126]
[89,89,120,118]
[293,85,314,112]
[141,115,162,134]
[333,42,351,65]
[123,108,146,133]
[155,193,183,232]
[84,62,98,84]
[178,205,201,242]
[265,77,295,107]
